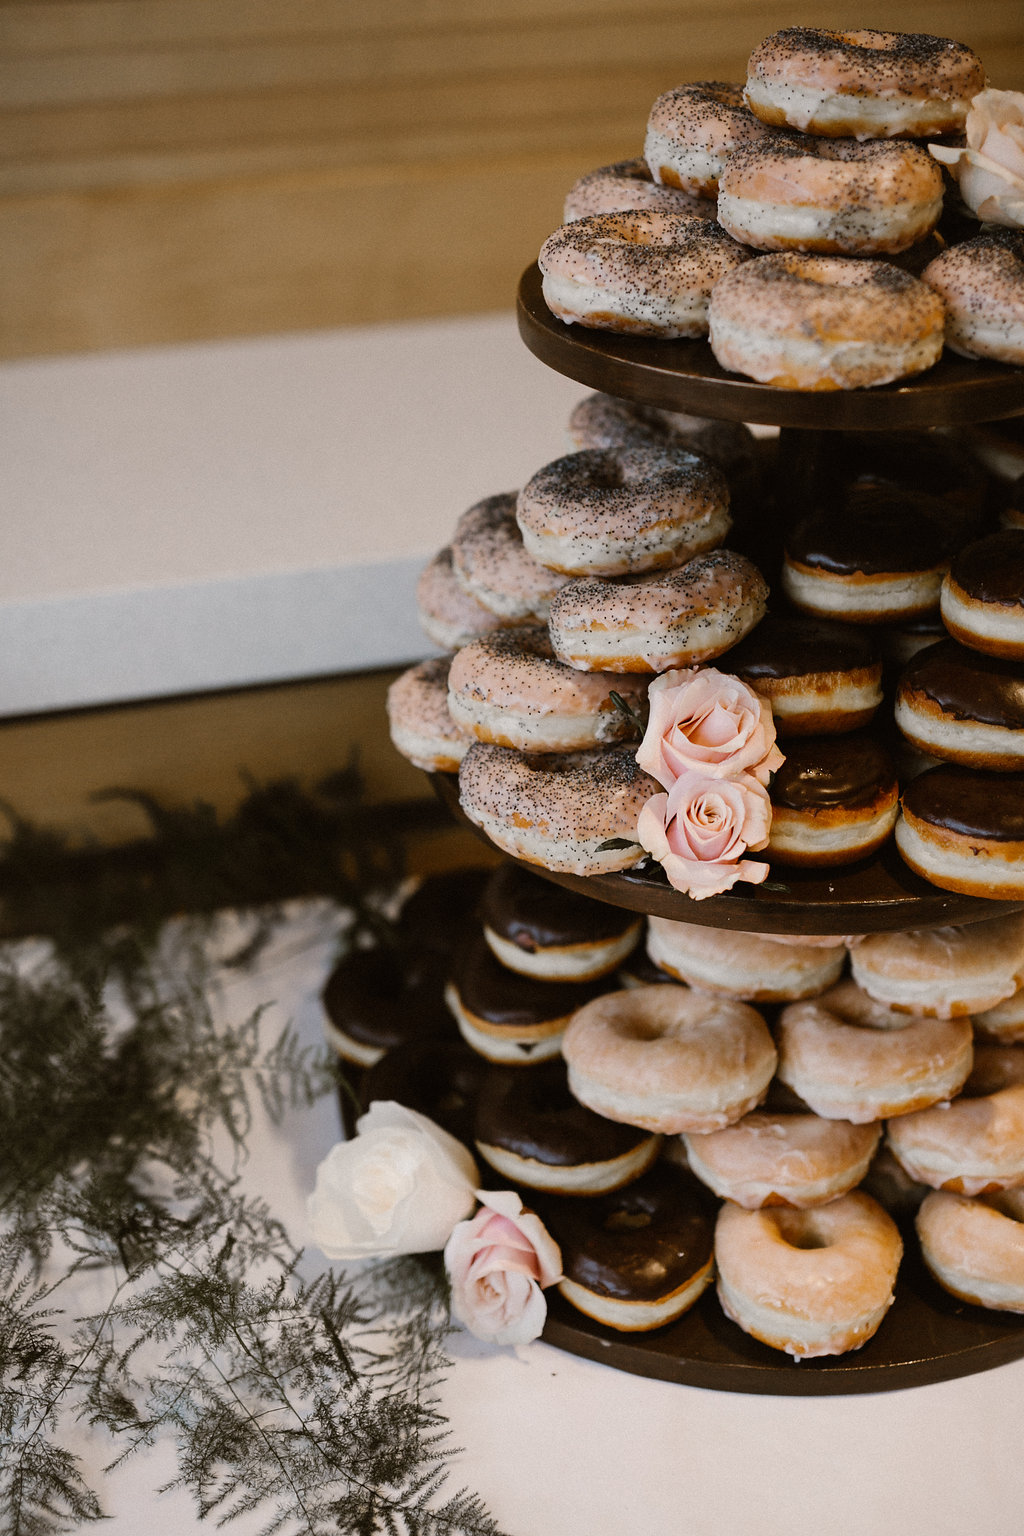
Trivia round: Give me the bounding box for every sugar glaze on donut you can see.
[644,81,773,197]
[564,159,715,222]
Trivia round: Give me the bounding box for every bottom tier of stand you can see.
[541,1240,1024,1395]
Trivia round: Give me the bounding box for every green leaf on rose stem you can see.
[596,838,641,852]
[608,692,646,731]
[760,881,791,892]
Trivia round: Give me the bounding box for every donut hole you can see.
[772,1208,833,1251]
[605,1207,655,1232]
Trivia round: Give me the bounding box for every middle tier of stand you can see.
[432,770,1024,935]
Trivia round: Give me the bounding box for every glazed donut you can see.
[537,1163,715,1330]
[744,29,985,140]
[567,393,757,482]
[562,984,777,1135]
[974,986,1024,1045]
[718,136,943,255]
[563,158,715,222]
[848,909,1024,1018]
[725,613,883,735]
[473,1058,661,1194]
[887,1085,1024,1196]
[782,486,954,624]
[644,81,773,198]
[776,981,973,1122]
[917,1188,1024,1313]
[941,530,1024,661]
[766,733,899,867]
[450,492,570,624]
[358,1036,490,1146]
[516,445,731,578]
[320,945,454,1068]
[547,549,769,674]
[894,638,1024,771]
[458,741,658,876]
[539,211,751,338]
[480,861,641,983]
[416,546,505,651]
[445,931,610,1065]
[708,253,945,391]
[921,229,1024,366]
[715,1192,902,1359]
[684,1111,881,1209]
[646,917,845,1003]
[386,655,470,774]
[895,764,1024,900]
[446,628,647,754]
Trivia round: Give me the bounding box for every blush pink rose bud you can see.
[445,1189,563,1346]
[637,768,772,899]
[636,666,784,790]
[930,89,1024,228]
[307,1101,479,1261]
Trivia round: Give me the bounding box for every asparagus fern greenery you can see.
[0,774,506,1536]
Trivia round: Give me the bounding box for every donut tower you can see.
[376,27,1024,1389]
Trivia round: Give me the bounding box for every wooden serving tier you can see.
[425,271,1024,1392]
[431,771,1023,935]
[517,261,1024,429]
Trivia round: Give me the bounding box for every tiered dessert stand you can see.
[431,260,1024,1393]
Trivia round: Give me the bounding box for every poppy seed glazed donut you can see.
[717,135,944,255]
[446,627,647,754]
[416,546,506,651]
[563,158,716,222]
[644,81,774,198]
[450,492,571,624]
[516,445,731,578]
[562,985,777,1135]
[921,229,1024,366]
[567,393,757,481]
[458,742,658,876]
[744,28,985,140]
[708,253,945,391]
[386,655,470,774]
[547,549,768,674]
[539,210,751,338]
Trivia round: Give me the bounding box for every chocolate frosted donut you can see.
[480,861,641,982]
[767,732,899,866]
[473,1058,661,1194]
[725,612,883,735]
[895,638,1024,771]
[359,1037,490,1146]
[895,764,1024,899]
[396,867,489,958]
[321,945,454,1067]
[941,529,1024,660]
[536,1163,716,1330]
[445,930,610,1065]
[783,485,955,624]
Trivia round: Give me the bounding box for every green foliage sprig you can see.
[0,777,506,1536]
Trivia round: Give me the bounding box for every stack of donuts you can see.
[541,26,1024,386]
[331,863,1024,1356]
[388,395,773,877]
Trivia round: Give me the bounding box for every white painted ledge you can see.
[0,313,583,715]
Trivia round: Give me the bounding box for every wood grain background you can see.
[3,0,1021,358]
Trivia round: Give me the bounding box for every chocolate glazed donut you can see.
[473,1058,661,1194]
[359,1036,491,1146]
[767,732,899,865]
[533,1163,716,1331]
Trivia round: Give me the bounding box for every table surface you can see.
[47,899,1024,1536]
[0,314,582,714]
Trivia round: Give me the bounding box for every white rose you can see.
[930,89,1024,228]
[307,1101,480,1261]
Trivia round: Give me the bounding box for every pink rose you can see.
[637,769,771,899]
[930,89,1024,228]
[636,666,784,790]
[444,1189,563,1346]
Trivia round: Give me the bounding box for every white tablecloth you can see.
[46,901,1024,1536]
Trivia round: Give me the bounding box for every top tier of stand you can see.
[517,263,1024,430]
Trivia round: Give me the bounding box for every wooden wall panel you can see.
[1,1,1021,357]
